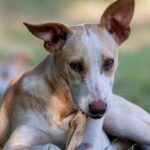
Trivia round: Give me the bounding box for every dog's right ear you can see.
[23,22,71,53]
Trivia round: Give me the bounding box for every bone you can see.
[65,111,87,150]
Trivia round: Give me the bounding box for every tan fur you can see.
[2,1,149,150]
[0,57,75,148]
[0,76,21,148]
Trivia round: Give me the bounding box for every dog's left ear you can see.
[100,0,135,44]
[24,22,71,53]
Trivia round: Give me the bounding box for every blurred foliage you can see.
[114,48,150,112]
[0,0,150,111]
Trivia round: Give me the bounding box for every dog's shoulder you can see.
[2,73,23,102]
[0,68,49,121]
[1,68,42,107]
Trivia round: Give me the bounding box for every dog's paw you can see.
[75,143,94,150]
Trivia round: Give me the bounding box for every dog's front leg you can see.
[75,117,110,150]
[3,144,61,150]
[104,95,150,145]
[29,144,61,150]
[2,125,61,150]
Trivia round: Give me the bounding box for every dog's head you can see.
[24,0,134,119]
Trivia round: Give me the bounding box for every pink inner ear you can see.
[100,0,134,43]
[113,9,132,28]
[112,0,134,28]
[39,30,54,42]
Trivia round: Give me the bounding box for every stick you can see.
[65,111,87,150]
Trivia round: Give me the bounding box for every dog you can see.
[1,0,150,149]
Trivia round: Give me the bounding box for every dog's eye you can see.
[69,61,84,73]
[103,58,114,71]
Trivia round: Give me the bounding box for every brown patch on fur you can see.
[2,75,23,121]
[0,76,21,147]
[48,81,75,122]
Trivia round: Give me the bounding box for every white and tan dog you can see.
[0,0,150,149]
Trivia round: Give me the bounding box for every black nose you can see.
[89,100,107,117]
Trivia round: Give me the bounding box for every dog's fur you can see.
[0,0,150,149]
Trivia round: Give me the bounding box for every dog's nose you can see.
[89,100,107,116]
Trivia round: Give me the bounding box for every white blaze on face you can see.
[81,26,112,108]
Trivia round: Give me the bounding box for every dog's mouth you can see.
[80,110,105,119]
[78,105,107,119]
[89,114,104,119]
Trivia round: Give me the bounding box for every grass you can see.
[105,139,137,150]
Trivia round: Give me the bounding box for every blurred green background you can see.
[0,0,150,111]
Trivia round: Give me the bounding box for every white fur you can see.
[26,111,70,143]
[77,117,111,150]
[22,74,50,99]
[2,125,61,150]
[81,27,113,111]
[3,110,70,150]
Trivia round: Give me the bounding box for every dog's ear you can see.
[24,22,71,53]
[100,0,135,44]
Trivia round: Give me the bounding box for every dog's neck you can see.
[30,55,76,121]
